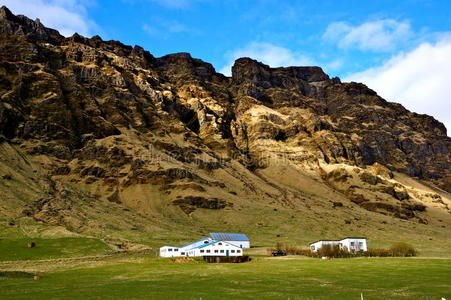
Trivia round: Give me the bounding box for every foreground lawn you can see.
[0,256,450,299]
[0,238,111,261]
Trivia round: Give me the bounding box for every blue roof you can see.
[191,241,217,249]
[179,238,210,249]
[209,233,249,241]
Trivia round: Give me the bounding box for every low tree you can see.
[389,242,417,257]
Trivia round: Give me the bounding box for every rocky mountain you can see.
[0,6,450,250]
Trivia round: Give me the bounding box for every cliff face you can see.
[0,6,450,244]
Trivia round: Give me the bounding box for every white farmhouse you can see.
[209,233,250,248]
[309,237,367,252]
[159,233,250,257]
[186,240,243,257]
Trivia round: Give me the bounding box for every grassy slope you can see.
[1,140,450,257]
[0,256,450,299]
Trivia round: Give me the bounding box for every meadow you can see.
[0,238,450,300]
[0,237,112,261]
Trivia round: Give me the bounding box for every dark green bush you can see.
[268,242,417,258]
[389,242,417,257]
[362,249,392,257]
[267,243,315,256]
[317,244,353,258]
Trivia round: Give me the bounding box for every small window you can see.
[174,249,178,251]
[359,242,363,246]
[231,250,235,253]
[214,250,219,253]
[206,250,210,253]
[350,242,355,246]
[168,248,173,252]
[181,252,185,255]
[204,241,209,244]
[218,243,222,245]
[220,250,224,253]
[237,250,241,253]
[311,246,315,250]
[200,250,205,253]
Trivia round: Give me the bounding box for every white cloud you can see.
[323,19,413,52]
[142,19,200,38]
[2,0,97,37]
[142,24,158,36]
[220,42,315,76]
[345,36,451,132]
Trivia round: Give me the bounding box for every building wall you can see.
[310,241,340,252]
[341,238,367,252]
[159,247,182,257]
[179,238,212,254]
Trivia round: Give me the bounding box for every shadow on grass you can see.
[0,271,36,279]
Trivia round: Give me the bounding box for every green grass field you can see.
[0,237,112,261]
[1,255,450,299]
[0,236,450,299]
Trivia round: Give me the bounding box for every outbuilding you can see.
[209,233,250,248]
[309,240,341,252]
[340,237,367,252]
[159,246,182,257]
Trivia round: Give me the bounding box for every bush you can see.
[268,242,417,258]
[317,244,353,258]
[389,242,417,257]
[267,243,314,256]
[362,249,392,257]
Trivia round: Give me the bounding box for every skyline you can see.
[2,0,450,131]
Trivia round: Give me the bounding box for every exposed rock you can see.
[52,166,71,176]
[333,202,344,208]
[0,6,62,43]
[359,172,383,185]
[368,162,394,179]
[394,189,410,201]
[2,174,12,180]
[173,196,232,214]
[107,189,121,204]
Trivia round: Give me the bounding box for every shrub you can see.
[363,249,392,257]
[268,242,417,258]
[317,244,353,258]
[267,243,315,256]
[389,242,417,257]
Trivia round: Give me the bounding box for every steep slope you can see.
[0,6,450,253]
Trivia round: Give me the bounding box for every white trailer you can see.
[159,246,182,257]
[309,240,341,252]
[340,237,367,252]
[309,237,367,252]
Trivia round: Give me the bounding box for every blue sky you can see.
[2,0,451,131]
